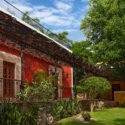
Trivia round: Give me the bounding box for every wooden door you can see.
[112,84,120,100]
[3,61,15,98]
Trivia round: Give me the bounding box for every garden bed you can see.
[55,108,125,125]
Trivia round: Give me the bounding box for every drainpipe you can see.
[20,45,24,91]
[54,59,58,99]
[74,68,77,100]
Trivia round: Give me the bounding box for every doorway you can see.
[112,84,120,100]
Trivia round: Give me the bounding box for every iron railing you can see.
[0,78,21,100]
[0,78,74,101]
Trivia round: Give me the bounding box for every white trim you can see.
[114,91,125,93]
[0,8,72,53]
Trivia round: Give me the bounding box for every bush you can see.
[0,101,21,125]
[51,99,79,120]
[0,101,38,125]
[17,69,55,100]
[82,111,91,121]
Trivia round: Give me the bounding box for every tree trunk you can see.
[90,100,94,112]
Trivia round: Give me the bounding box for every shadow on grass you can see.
[113,118,125,125]
[56,120,105,125]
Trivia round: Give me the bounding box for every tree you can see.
[49,31,73,48]
[71,40,94,85]
[80,0,125,81]
[22,11,44,33]
[71,41,93,64]
[79,76,111,112]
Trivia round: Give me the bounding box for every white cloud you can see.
[31,10,53,18]
[1,0,84,40]
[33,6,46,10]
[55,1,72,10]
[39,15,74,26]
[13,4,33,12]
[2,0,78,27]
[52,29,77,33]
[7,0,29,6]
[85,5,89,9]
[81,0,89,2]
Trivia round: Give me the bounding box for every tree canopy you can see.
[71,41,93,64]
[81,0,125,81]
[79,76,111,98]
[49,31,73,48]
[79,76,111,112]
[22,11,45,33]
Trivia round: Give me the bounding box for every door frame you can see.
[112,84,120,100]
[3,61,15,98]
[49,65,62,99]
[0,50,21,98]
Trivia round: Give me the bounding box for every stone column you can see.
[37,108,47,125]
[0,59,3,98]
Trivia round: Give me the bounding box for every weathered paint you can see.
[0,41,72,98]
[62,66,72,98]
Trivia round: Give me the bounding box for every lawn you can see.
[55,108,125,125]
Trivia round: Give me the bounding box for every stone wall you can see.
[78,99,119,111]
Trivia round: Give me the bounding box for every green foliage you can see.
[17,69,55,100]
[0,101,38,125]
[82,111,91,121]
[80,0,125,80]
[71,41,93,64]
[22,11,44,33]
[71,41,95,85]
[79,76,111,99]
[20,106,38,125]
[0,101,21,125]
[55,108,125,125]
[52,99,79,120]
[49,31,73,48]
[33,69,50,83]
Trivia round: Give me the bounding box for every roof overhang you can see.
[0,8,111,78]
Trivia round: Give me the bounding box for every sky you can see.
[1,0,89,41]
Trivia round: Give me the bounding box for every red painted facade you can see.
[0,41,73,98]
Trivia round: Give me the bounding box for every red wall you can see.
[0,42,72,98]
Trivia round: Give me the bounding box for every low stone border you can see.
[72,117,98,124]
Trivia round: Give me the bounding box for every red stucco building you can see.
[0,8,73,99]
[0,6,109,100]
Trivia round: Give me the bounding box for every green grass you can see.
[55,108,125,125]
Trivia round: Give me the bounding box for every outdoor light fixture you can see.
[66,73,68,78]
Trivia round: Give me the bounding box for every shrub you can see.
[17,69,55,100]
[82,111,91,121]
[0,101,38,125]
[51,99,79,120]
[0,101,21,125]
